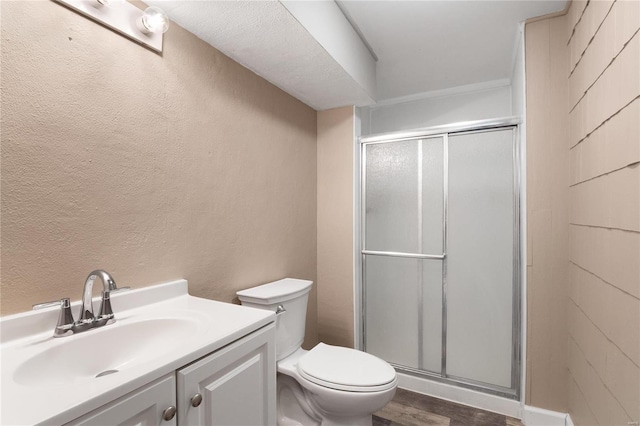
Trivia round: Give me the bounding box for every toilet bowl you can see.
[237,278,397,426]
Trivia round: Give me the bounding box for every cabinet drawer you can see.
[66,373,177,426]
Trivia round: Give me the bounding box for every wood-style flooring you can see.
[373,388,524,426]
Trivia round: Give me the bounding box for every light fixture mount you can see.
[53,0,166,53]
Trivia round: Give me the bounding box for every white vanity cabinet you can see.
[66,374,177,426]
[177,324,276,425]
[64,324,275,426]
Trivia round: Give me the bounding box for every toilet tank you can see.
[237,278,313,361]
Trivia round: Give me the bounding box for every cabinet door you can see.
[66,373,177,426]
[177,324,276,426]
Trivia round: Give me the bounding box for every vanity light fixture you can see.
[53,0,168,53]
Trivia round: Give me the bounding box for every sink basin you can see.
[1,279,275,426]
[14,316,200,387]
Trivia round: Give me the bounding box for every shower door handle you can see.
[362,250,445,260]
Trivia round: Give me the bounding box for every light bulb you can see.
[137,6,170,34]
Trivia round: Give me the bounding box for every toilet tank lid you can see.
[236,278,313,305]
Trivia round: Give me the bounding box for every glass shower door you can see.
[361,125,520,398]
[446,130,515,389]
[363,136,444,374]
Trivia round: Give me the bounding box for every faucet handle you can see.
[98,287,129,325]
[98,291,116,325]
[33,298,75,337]
[33,298,69,310]
[54,298,75,337]
[33,297,74,337]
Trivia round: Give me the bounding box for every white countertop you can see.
[0,280,275,425]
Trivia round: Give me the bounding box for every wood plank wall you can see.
[527,1,639,424]
[565,1,639,424]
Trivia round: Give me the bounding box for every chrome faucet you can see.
[78,270,118,325]
[33,269,129,337]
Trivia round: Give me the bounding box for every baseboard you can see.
[396,372,523,419]
[523,405,570,426]
[396,372,574,425]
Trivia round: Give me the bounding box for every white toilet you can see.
[237,278,397,426]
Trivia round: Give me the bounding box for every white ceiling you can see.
[339,0,567,100]
[145,1,375,109]
[148,0,567,110]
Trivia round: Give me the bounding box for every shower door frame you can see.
[358,116,523,400]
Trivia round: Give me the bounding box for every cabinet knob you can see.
[191,393,203,407]
[162,406,177,421]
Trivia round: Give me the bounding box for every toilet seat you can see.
[297,343,396,392]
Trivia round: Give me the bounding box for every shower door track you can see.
[359,117,521,144]
[359,116,522,400]
[390,363,518,400]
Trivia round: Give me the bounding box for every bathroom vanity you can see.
[0,280,276,425]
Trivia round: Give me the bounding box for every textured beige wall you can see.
[525,15,570,411]
[316,107,355,348]
[0,1,319,347]
[526,1,640,423]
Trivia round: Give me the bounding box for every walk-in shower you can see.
[359,118,522,399]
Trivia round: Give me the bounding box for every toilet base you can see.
[277,372,395,426]
[277,374,321,426]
